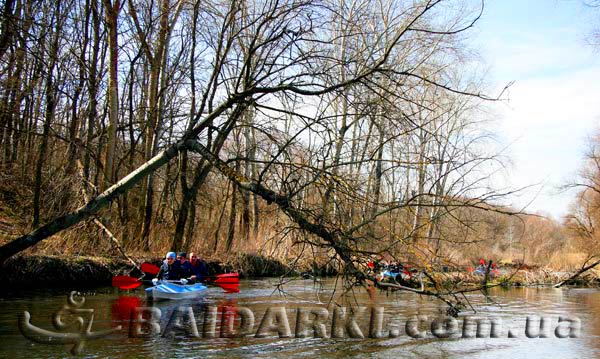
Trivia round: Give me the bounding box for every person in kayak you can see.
[178,252,194,280]
[152,252,182,284]
[189,252,209,281]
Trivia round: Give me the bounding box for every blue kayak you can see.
[145,282,208,300]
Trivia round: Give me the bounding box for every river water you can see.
[1,278,600,358]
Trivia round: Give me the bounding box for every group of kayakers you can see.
[153,251,209,284]
[467,258,500,276]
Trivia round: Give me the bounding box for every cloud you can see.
[493,63,600,218]
[474,3,600,218]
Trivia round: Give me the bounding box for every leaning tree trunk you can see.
[171,108,241,251]
[0,93,235,264]
[0,141,187,264]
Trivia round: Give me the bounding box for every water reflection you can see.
[2,280,600,358]
[112,295,142,322]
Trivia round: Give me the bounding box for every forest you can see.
[0,0,599,296]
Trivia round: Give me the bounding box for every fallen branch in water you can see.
[554,256,600,288]
[186,139,533,316]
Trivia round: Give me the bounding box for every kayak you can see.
[474,266,500,276]
[381,269,412,282]
[145,282,208,300]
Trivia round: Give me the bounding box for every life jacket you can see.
[158,260,181,280]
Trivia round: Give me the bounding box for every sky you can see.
[473,0,600,219]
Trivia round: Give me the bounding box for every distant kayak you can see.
[381,269,412,283]
[145,282,208,300]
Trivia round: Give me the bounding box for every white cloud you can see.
[471,0,600,219]
[493,65,600,218]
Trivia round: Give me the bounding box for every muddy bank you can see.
[139,253,337,278]
[0,255,133,288]
[414,268,600,289]
[4,254,593,290]
[502,269,600,287]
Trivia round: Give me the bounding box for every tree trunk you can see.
[241,111,254,240]
[370,120,385,219]
[102,0,120,188]
[0,140,188,264]
[32,2,62,228]
[226,166,239,252]
[411,126,427,242]
[0,91,235,264]
[66,0,91,174]
[83,0,101,181]
[171,108,242,251]
[137,0,174,247]
[0,0,16,59]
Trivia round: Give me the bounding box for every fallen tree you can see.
[0,0,522,314]
[0,0,488,264]
[555,256,600,288]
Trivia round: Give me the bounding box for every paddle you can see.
[111,261,160,290]
[110,261,160,290]
[210,273,240,284]
[111,274,240,292]
[140,262,239,284]
[140,262,160,275]
[112,275,144,290]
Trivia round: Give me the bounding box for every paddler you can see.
[152,252,182,284]
[189,252,209,282]
[177,252,194,280]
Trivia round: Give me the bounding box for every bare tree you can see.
[0,0,523,313]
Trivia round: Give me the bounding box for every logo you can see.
[17,293,581,355]
[18,291,122,355]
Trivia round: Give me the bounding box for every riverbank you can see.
[0,255,133,288]
[0,253,337,288]
[420,268,600,289]
[2,254,597,289]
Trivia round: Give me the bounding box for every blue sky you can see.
[473,0,600,219]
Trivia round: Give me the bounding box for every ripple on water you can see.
[2,280,600,358]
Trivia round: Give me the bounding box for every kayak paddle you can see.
[140,262,240,284]
[213,282,240,293]
[111,274,240,292]
[140,262,160,275]
[210,273,240,284]
[112,275,143,290]
[111,262,160,289]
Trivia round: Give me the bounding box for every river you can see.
[1,278,599,358]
